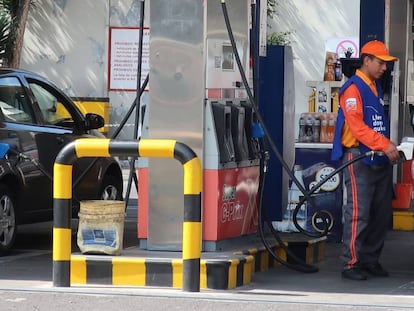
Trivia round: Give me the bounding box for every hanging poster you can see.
[108,27,150,91]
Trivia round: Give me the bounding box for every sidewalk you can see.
[120,166,414,296]
[249,230,414,297]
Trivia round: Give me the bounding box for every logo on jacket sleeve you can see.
[345,98,357,111]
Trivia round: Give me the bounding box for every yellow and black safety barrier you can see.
[70,255,255,290]
[52,138,202,292]
[68,236,325,290]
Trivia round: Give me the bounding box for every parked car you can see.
[0,68,124,254]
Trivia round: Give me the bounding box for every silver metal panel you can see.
[148,0,249,250]
[205,1,249,90]
[148,0,205,250]
[388,0,411,140]
[282,47,296,215]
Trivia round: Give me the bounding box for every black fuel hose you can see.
[292,150,384,237]
[220,0,311,204]
[258,151,319,273]
[221,0,317,273]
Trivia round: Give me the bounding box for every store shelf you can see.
[306,81,343,88]
[295,142,333,149]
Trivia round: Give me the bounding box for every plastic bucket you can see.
[77,200,125,255]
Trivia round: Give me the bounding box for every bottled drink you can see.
[304,113,314,143]
[335,58,342,81]
[312,114,320,142]
[308,88,316,112]
[326,113,336,143]
[319,113,328,143]
[331,91,339,113]
[298,114,306,142]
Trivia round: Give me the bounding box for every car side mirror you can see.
[84,113,105,130]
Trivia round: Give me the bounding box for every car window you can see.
[29,82,73,125]
[0,77,35,123]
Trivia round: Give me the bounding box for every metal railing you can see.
[52,138,202,292]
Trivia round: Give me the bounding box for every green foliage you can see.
[0,0,33,67]
[0,0,15,66]
[267,0,276,18]
[267,31,293,46]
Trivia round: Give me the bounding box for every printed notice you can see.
[108,27,150,91]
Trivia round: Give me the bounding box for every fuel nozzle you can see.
[398,137,414,161]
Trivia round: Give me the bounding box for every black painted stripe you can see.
[53,261,70,287]
[184,195,201,222]
[109,140,140,157]
[86,260,112,285]
[145,260,173,287]
[71,97,109,102]
[183,258,200,292]
[206,261,230,290]
[53,199,72,228]
[55,141,77,165]
[287,244,307,264]
[174,142,197,164]
[236,257,246,286]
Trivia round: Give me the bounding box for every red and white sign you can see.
[108,27,150,91]
[326,37,359,58]
[203,166,260,241]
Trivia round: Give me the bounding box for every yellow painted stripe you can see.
[183,157,202,194]
[75,138,111,157]
[138,139,175,158]
[182,222,201,260]
[228,259,239,289]
[70,256,86,284]
[247,248,258,254]
[274,247,287,266]
[53,164,72,199]
[112,257,146,286]
[200,260,207,289]
[53,228,72,261]
[172,259,183,288]
[260,251,269,271]
[243,256,254,284]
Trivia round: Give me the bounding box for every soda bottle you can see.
[327,113,336,143]
[312,114,320,143]
[319,113,328,143]
[335,58,342,81]
[308,88,316,112]
[304,113,313,143]
[298,114,306,142]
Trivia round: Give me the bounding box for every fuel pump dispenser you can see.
[137,0,261,251]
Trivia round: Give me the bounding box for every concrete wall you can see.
[21,0,148,140]
[20,0,359,140]
[267,0,360,137]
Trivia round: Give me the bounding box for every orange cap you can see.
[361,40,397,62]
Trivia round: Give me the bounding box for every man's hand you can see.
[384,142,400,163]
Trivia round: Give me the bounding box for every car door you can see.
[0,76,52,222]
[24,76,94,204]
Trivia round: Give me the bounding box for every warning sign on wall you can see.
[325,37,359,59]
[108,27,150,91]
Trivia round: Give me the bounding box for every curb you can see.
[70,236,326,290]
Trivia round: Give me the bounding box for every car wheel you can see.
[0,185,17,254]
[100,175,122,201]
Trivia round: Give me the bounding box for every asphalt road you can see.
[2,198,414,310]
